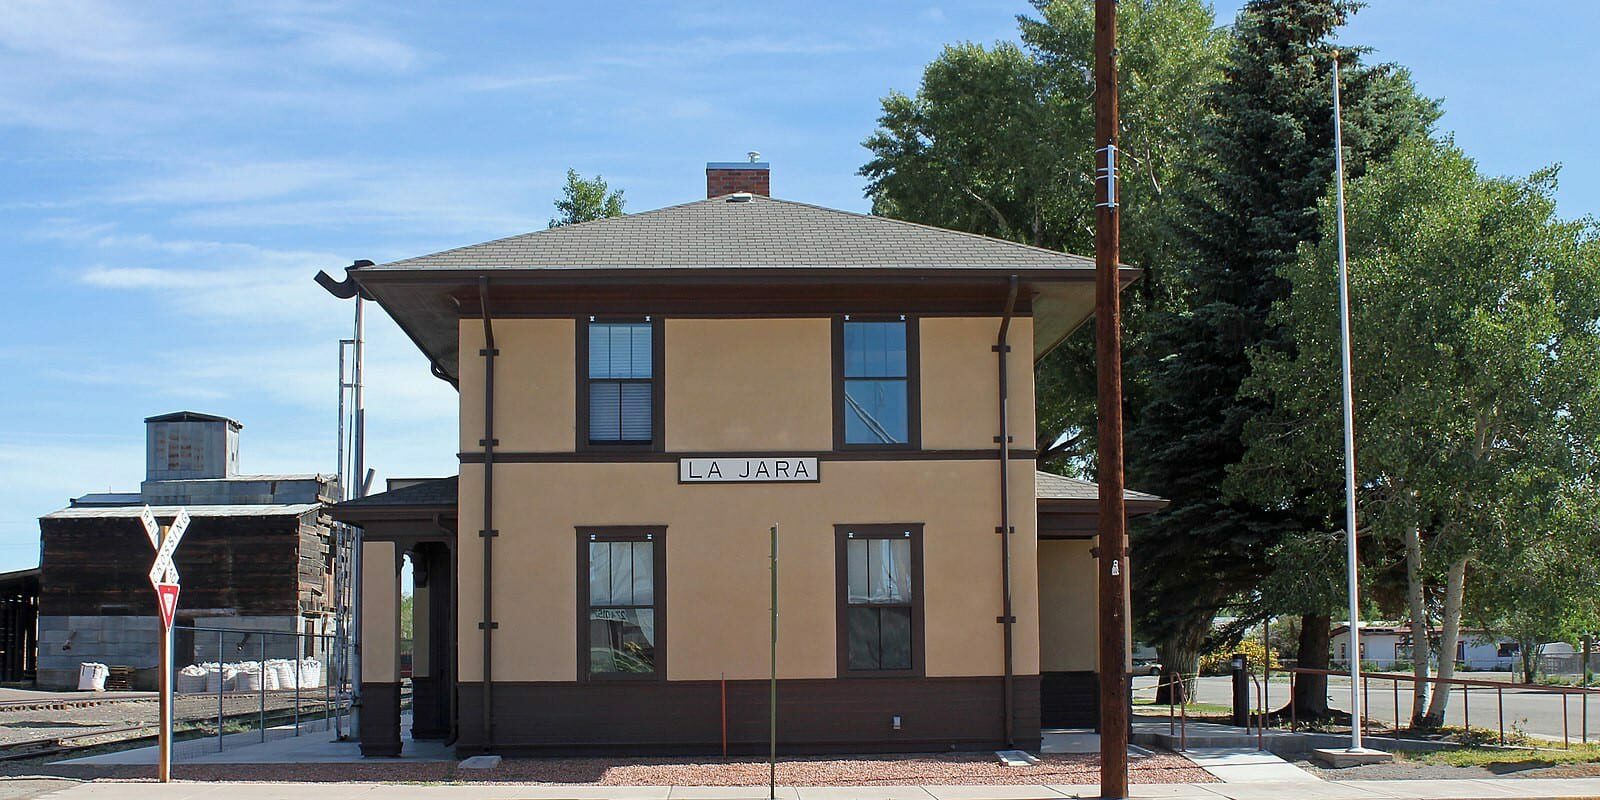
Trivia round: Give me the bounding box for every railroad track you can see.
[0,724,155,762]
[0,695,155,713]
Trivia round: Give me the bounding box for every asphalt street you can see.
[1134,674,1598,744]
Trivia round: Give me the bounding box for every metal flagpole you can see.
[1332,53,1366,753]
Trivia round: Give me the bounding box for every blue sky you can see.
[1,1,1596,572]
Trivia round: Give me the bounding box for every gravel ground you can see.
[0,752,1210,786]
[0,694,335,748]
[1295,757,1600,781]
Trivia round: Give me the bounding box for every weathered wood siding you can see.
[39,511,333,619]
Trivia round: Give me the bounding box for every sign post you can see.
[140,507,188,783]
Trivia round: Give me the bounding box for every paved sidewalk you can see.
[26,779,1600,800]
[1179,747,1318,783]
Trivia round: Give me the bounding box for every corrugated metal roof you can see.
[1035,471,1165,503]
[143,411,242,428]
[42,503,321,520]
[363,195,1095,273]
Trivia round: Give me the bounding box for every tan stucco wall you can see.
[919,317,1035,451]
[457,315,1032,455]
[459,318,575,453]
[664,318,833,451]
[1038,539,1098,673]
[456,458,1039,683]
[361,540,399,684]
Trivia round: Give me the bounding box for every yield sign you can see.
[146,507,189,591]
[156,582,180,629]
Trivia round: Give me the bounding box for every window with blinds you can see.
[587,321,654,444]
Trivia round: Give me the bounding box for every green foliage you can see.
[549,169,625,228]
[1240,134,1600,694]
[1127,0,1438,671]
[400,594,413,643]
[859,0,1227,467]
[1198,638,1280,675]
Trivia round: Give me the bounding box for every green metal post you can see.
[769,523,778,800]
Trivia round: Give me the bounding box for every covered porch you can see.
[327,477,457,756]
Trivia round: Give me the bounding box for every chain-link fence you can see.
[168,625,350,761]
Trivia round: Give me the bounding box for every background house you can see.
[1331,622,1519,671]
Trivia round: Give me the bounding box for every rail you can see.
[1287,666,1597,749]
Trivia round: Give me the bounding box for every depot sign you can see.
[679,457,819,484]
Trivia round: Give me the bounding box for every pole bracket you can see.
[992,344,1012,353]
[480,348,499,357]
[996,616,1017,624]
[995,526,1015,534]
[478,438,499,447]
[479,529,499,538]
[477,621,499,630]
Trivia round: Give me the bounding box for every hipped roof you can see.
[351,194,1132,383]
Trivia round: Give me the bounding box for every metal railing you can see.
[168,625,350,760]
[1288,666,1598,749]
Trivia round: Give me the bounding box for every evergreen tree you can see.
[1126,0,1437,705]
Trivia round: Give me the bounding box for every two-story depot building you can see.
[329,162,1164,757]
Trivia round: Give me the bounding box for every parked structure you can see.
[1331,623,1520,671]
[36,412,337,688]
[328,160,1162,756]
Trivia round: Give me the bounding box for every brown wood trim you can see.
[1041,671,1100,730]
[460,449,1038,463]
[834,524,925,678]
[831,316,921,452]
[452,674,1041,756]
[575,316,666,454]
[358,681,403,756]
[576,526,667,682]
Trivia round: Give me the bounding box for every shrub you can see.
[1199,639,1280,675]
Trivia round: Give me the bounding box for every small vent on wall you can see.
[727,192,754,203]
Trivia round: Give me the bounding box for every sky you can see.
[1,1,1597,572]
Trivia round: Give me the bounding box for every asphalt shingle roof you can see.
[369,195,1095,272]
[1035,471,1165,504]
[334,476,457,509]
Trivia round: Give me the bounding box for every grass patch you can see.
[1132,700,1233,717]
[1396,727,1600,770]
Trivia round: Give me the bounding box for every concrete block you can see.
[458,755,501,770]
[1311,747,1394,768]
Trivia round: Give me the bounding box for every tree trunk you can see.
[1404,523,1431,727]
[1422,555,1469,727]
[1291,613,1332,718]
[1153,622,1209,705]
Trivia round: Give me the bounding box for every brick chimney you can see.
[706,153,770,198]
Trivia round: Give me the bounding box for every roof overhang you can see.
[352,266,1139,387]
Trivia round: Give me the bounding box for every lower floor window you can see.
[581,529,664,678]
[837,524,923,675]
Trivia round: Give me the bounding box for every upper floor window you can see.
[836,317,918,448]
[583,320,656,446]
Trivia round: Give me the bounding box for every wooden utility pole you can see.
[1093,0,1130,797]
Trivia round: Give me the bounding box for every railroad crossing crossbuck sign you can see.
[139,506,188,628]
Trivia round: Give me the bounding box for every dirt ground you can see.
[0,751,1210,786]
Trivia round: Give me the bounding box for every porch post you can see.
[358,539,403,756]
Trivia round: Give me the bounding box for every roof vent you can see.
[727,192,754,203]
